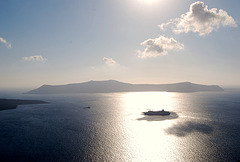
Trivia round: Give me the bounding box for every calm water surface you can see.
[0,91,240,161]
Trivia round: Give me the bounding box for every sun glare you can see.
[120,92,177,118]
[119,92,179,161]
[138,0,159,5]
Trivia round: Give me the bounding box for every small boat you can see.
[83,106,91,109]
[143,109,170,116]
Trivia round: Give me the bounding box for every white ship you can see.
[143,109,170,116]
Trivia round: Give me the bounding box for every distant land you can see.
[27,80,224,94]
[0,99,48,111]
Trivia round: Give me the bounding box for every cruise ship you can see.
[143,109,170,116]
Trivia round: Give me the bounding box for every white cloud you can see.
[23,55,47,62]
[137,35,184,58]
[159,1,237,36]
[103,57,118,66]
[0,37,11,48]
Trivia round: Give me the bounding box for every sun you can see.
[139,0,159,5]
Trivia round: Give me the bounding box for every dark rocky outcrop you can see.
[0,99,48,111]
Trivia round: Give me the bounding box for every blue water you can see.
[0,91,240,161]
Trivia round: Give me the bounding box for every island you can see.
[0,99,49,111]
[27,80,224,94]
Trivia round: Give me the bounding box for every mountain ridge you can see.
[27,80,224,94]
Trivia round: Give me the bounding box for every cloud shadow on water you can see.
[137,112,178,122]
[165,121,213,137]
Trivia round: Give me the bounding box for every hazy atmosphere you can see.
[1,0,240,89]
[1,1,240,161]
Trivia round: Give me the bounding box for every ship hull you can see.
[143,111,170,116]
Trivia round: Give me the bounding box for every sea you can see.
[0,90,240,162]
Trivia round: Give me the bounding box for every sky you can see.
[0,0,240,90]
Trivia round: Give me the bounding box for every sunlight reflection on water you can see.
[118,92,180,161]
